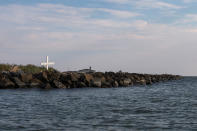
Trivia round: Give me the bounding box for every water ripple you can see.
[0,77,197,130]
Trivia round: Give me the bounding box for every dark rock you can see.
[60,73,69,84]
[144,75,152,85]
[77,82,87,87]
[47,71,61,81]
[0,71,181,89]
[101,81,112,88]
[52,80,67,88]
[11,77,26,88]
[20,73,33,83]
[118,80,124,87]
[44,83,52,89]
[30,78,44,87]
[0,77,15,88]
[35,71,48,82]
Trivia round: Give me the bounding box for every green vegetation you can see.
[0,64,11,72]
[0,64,58,74]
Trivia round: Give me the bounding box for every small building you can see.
[78,67,96,73]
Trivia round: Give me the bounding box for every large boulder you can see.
[60,73,69,84]
[118,80,124,87]
[113,81,119,87]
[77,82,87,88]
[144,75,152,85]
[134,79,146,85]
[29,78,44,87]
[101,81,112,88]
[151,76,158,83]
[92,78,102,87]
[70,73,80,82]
[84,74,94,86]
[118,78,132,87]
[123,78,132,86]
[52,80,67,88]
[133,75,140,81]
[11,77,26,88]
[43,83,52,89]
[47,71,61,81]
[20,73,33,83]
[0,77,15,88]
[140,79,146,85]
[35,71,48,82]
[84,74,93,82]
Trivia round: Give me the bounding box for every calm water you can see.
[0,77,197,131]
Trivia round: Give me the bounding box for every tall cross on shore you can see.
[41,56,55,70]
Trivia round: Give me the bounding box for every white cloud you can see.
[0,4,141,29]
[104,0,130,4]
[184,14,197,22]
[104,0,183,10]
[175,14,197,25]
[97,8,140,18]
[0,3,197,75]
[182,0,196,3]
[135,0,183,10]
[155,2,182,9]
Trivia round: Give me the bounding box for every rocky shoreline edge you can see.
[0,71,181,89]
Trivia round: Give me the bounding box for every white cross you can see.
[41,56,55,70]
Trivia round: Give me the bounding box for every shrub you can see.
[0,64,58,74]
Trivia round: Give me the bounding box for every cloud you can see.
[104,0,183,10]
[155,1,182,9]
[135,0,183,10]
[182,0,196,3]
[0,4,142,29]
[97,8,140,18]
[184,14,197,23]
[104,0,130,4]
[0,3,197,75]
[175,14,197,25]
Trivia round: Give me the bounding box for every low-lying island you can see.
[0,71,181,89]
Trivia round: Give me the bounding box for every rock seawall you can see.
[0,71,181,89]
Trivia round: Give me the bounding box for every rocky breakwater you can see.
[0,71,181,89]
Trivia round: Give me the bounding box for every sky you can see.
[0,0,197,75]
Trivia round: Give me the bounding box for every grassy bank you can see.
[0,64,57,73]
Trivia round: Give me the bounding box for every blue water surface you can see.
[0,77,197,131]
